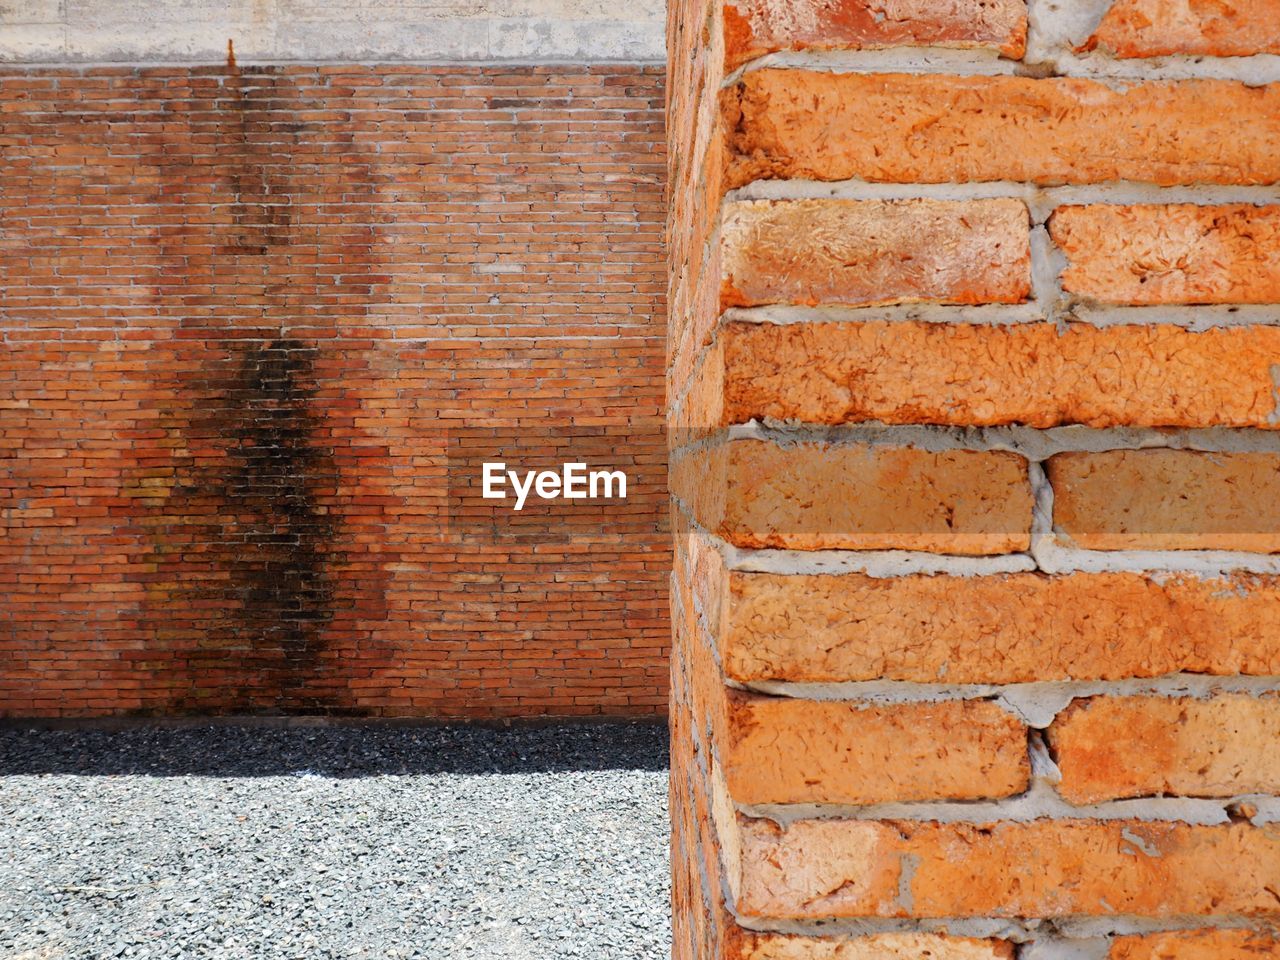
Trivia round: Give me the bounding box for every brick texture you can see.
[722,0,1026,69]
[1052,204,1280,305]
[673,440,1033,554]
[721,72,1280,190]
[1083,0,1280,58]
[1,64,668,718]
[668,0,1280,955]
[715,320,1280,429]
[723,568,1280,683]
[1050,694,1280,803]
[1047,450,1280,552]
[720,199,1030,309]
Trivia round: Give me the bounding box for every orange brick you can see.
[673,439,1033,554]
[1084,0,1280,58]
[1048,450,1280,552]
[723,0,1025,71]
[732,817,1280,919]
[722,72,1280,189]
[733,932,1014,960]
[1052,205,1280,305]
[723,691,1029,805]
[717,320,1280,429]
[1050,694,1280,803]
[721,199,1030,309]
[725,568,1280,683]
[1108,929,1280,960]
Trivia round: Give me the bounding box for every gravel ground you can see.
[0,723,669,960]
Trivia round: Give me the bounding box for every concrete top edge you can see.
[1,4,668,64]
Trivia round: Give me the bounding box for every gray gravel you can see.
[0,723,669,960]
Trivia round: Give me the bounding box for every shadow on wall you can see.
[0,720,668,777]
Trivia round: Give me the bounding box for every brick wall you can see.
[669,1,1280,957]
[1,63,669,719]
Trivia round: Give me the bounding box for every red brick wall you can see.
[0,64,669,719]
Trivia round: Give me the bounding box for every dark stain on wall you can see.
[125,64,393,713]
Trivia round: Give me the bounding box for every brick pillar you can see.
[667,1,1280,957]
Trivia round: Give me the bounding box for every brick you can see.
[724,568,1280,683]
[720,199,1030,309]
[1084,0,1280,58]
[1108,929,1280,960]
[717,320,1280,429]
[723,0,1026,69]
[1052,204,1280,305]
[1050,694,1280,803]
[672,439,1033,554]
[723,692,1029,805]
[0,65,669,720]
[1048,450,1280,552]
[733,932,1014,960]
[732,817,1280,919]
[721,72,1280,190]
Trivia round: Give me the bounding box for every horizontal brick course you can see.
[717,320,1280,429]
[1052,205,1280,305]
[672,440,1033,554]
[733,932,1015,960]
[725,568,1280,683]
[720,199,1030,309]
[1084,0,1280,58]
[723,0,1026,69]
[733,818,1280,919]
[723,692,1029,805]
[1048,450,1280,552]
[1050,694,1280,803]
[722,72,1280,190]
[1108,929,1280,959]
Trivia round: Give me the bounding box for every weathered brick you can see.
[1052,204,1280,305]
[723,0,1026,70]
[723,692,1029,805]
[1084,0,1280,58]
[673,439,1033,554]
[1108,929,1280,960]
[0,65,670,720]
[1048,450,1280,552]
[722,72,1280,189]
[734,931,1014,960]
[732,817,1280,919]
[1050,694,1280,803]
[725,569,1280,683]
[718,320,1280,429]
[721,199,1030,309]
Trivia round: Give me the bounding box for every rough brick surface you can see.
[0,65,668,719]
[1084,0,1280,58]
[722,72,1280,190]
[1108,929,1280,959]
[734,932,1015,960]
[1048,450,1280,552]
[1052,205,1280,305]
[1050,694,1280,803]
[720,199,1030,309]
[674,440,1033,554]
[718,320,1280,429]
[723,692,1029,805]
[722,0,1026,70]
[668,0,1280,951]
[733,818,1280,919]
[724,569,1280,683]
